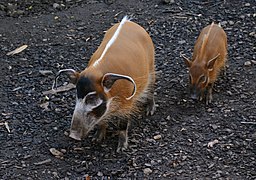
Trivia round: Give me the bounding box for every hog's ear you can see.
[52,69,79,90]
[207,54,220,71]
[181,54,192,67]
[101,73,136,100]
[68,71,79,84]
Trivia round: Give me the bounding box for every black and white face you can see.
[69,77,107,141]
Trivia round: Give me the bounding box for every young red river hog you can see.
[181,22,227,104]
[52,16,156,152]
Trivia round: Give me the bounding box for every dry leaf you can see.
[207,139,219,148]
[49,148,64,157]
[7,45,28,56]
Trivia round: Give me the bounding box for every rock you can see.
[228,21,234,25]
[162,0,175,4]
[245,3,250,7]
[143,168,152,175]
[97,171,103,176]
[178,40,186,44]
[53,3,60,9]
[244,61,251,66]
[251,60,256,64]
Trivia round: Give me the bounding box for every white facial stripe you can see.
[93,16,130,67]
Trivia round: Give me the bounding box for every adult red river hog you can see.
[52,16,156,152]
[181,22,227,104]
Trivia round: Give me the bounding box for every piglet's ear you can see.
[181,54,192,67]
[52,69,79,90]
[101,73,136,100]
[207,54,220,71]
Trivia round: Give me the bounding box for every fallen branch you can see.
[43,83,75,95]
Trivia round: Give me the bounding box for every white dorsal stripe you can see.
[93,16,130,67]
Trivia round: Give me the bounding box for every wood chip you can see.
[43,83,75,95]
[39,70,53,76]
[34,159,51,165]
[7,45,28,56]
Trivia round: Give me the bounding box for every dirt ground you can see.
[0,0,255,179]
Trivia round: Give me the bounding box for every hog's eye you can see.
[198,75,206,84]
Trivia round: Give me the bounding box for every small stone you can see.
[53,3,60,9]
[166,115,171,120]
[251,60,256,65]
[97,171,103,176]
[228,21,234,25]
[143,168,152,175]
[64,131,69,136]
[245,3,250,7]
[210,124,218,130]
[153,134,162,140]
[244,61,251,66]
[178,40,186,44]
[145,163,151,167]
[227,91,232,96]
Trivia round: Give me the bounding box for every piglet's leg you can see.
[117,119,130,153]
[92,121,107,143]
[206,83,214,105]
[146,95,156,116]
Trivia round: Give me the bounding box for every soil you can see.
[0,0,255,179]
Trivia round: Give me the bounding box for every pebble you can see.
[97,171,103,176]
[244,61,251,66]
[251,60,256,65]
[245,3,250,7]
[228,21,234,25]
[53,3,60,9]
[153,134,162,140]
[143,168,152,175]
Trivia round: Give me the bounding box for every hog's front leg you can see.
[206,83,214,105]
[117,119,130,153]
[92,121,107,143]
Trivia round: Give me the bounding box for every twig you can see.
[43,83,75,95]
[241,121,256,125]
[34,159,51,165]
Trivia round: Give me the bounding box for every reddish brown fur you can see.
[82,20,155,116]
[184,23,227,103]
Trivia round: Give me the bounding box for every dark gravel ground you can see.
[0,0,255,179]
